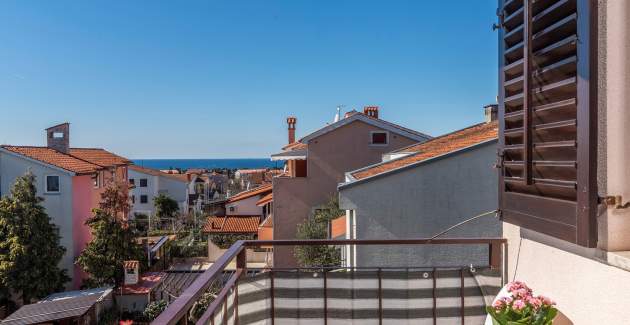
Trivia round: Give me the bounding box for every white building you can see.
[128,165,190,218]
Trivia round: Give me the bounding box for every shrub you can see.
[143,300,168,321]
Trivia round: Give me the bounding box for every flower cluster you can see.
[487,281,558,325]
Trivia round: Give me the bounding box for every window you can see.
[370,131,388,145]
[131,195,136,204]
[45,175,60,193]
[126,268,135,274]
[92,173,100,188]
[139,179,148,187]
[129,178,135,185]
[498,0,597,247]
[140,195,148,204]
[229,206,236,212]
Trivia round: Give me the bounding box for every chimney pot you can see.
[363,106,379,119]
[484,104,498,123]
[46,123,70,153]
[287,116,297,144]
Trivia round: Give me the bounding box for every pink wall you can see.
[72,175,96,288]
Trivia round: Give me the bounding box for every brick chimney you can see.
[363,106,379,119]
[287,116,297,144]
[484,104,498,123]
[46,123,70,153]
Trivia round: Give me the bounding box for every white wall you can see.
[0,151,75,284]
[225,195,263,216]
[128,169,189,218]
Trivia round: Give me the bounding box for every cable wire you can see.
[429,209,499,240]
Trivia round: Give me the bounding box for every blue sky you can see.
[0,1,498,159]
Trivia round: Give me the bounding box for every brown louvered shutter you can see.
[497,0,598,247]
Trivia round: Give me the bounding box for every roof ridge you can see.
[393,122,490,153]
[1,145,105,170]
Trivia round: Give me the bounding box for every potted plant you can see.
[487,281,558,325]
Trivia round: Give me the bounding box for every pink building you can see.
[269,107,431,267]
[0,123,131,288]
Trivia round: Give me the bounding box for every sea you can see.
[132,158,283,170]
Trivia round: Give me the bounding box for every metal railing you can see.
[152,238,507,325]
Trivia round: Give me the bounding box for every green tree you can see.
[76,183,145,288]
[0,172,69,304]
[294,195,342,268]
[154,194,179,228]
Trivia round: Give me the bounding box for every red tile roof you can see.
[227,184,272,203]
[129,165,190,182]
[203,215,261,234]
[1,146,104,175]
[121,272,164,295]
[68,148,131,167]
[352,121,498,180]
[256,192,273,206]
[282,141,307,151]
[123,260,139,269]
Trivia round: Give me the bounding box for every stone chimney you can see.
[484,104,498,123]
[46,123,70,153]
[123,260,140,285]
[363,106,379,119]
[287,116,297,144]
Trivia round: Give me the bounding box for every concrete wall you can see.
[226,195,263,216]
[339,141,501,267]
[0,151,76,287]
[272,119,420,267]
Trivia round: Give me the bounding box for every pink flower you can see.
[511,288,532,299]
[512,299,526,311]
[492,299,505,310]
[500,296,513,305]
[538,295,556,306]
[527,296,543,310]
[507,281,530,292]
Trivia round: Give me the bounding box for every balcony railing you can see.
[152,238,507,325]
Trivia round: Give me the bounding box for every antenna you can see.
[334,105,345,122]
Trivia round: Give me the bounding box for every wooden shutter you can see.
[497,0,598,247]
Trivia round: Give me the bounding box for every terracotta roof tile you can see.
[123,260,139,269]
[282,141,307,151]
[352,121,498,180]
[227,184,272,203]
[69,148,131,167]
[121,272,164,295]
[256,192,273,206]
[129,165,190,182]
[1,146,103,174]
[203,215,261,233]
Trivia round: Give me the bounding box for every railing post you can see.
[489,241,502,270]
[235,249,246,325]
[377,268,382,325]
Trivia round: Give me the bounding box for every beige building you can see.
[270,107,431,267]
[497,1,630,323]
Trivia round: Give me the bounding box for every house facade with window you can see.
[128,165,190,218]
[496,1,630,323]
[0,123,131,289]
[339,109,502,268]
[270,107,432,267]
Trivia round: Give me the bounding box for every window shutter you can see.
[497,0,598,247]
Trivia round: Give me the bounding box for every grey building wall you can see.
[0,151,75,284]
[339,141,501,268]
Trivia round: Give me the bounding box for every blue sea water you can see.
[132,158,283,170]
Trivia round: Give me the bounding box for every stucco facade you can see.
[129,167,189,218]
[339,141,502,267]
[273,118,424,267]
[0,151,85,288]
